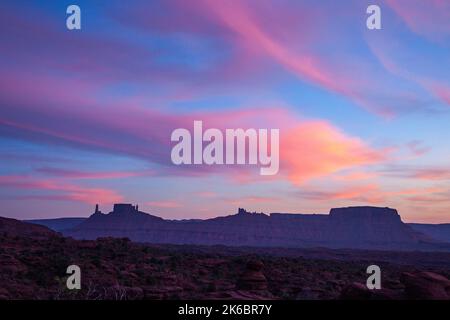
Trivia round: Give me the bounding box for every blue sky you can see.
[0,0,449,222]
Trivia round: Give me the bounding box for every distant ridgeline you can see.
[29,204,450,251]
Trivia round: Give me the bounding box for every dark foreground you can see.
[1,223,450,300]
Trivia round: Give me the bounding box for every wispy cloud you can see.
[0,175,123,205]
[385,0,450,42]
[146,200,182,208]
[282,121,387,184]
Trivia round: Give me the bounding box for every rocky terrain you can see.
[58,204,448,251]
[1,217,449,300]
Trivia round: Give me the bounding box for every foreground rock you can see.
[1,217,450,300]
[339,282,401,300]
[236,260,268,291]
[0,216,58,239]
[401,271,450,299]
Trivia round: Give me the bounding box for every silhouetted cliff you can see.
[63,205,446,251]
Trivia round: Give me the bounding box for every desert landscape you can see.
[1,0,450,307]
[1,205,450,300]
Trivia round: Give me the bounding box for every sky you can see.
[0,0,449,223]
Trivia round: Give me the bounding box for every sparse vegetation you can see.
[1,218,450,300]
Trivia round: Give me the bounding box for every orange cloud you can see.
[281,121,386,184]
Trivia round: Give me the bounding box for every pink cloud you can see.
[110,0,416,117]
[195,191,218,198]
[411,169,450,180]
[406,195,450,203]
[201,1,338,91]
[406,141,431,157]
[281,121,387,184]
[332,171,378,182]
[401,205,450,223]
[385,0,450,42]
[299,184,383,204]
[35,167,154,180]
[196,0,405,117]
[427,83,450,106]
[0,175,123,205]
[0,5,178,87]
[0,45,389,187]
[223,196,278,207]
[299,184,445,206]
[146,201,182,208]
[381,166,450,181]
[367,39,450,108]
[0,71,387,185]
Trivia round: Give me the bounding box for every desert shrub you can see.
[206,282,216,292]
[91,256,102,267]
[168,292,181,299]
[26,265,53,286]
[149,257,160,264]
[145,276,157,285]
